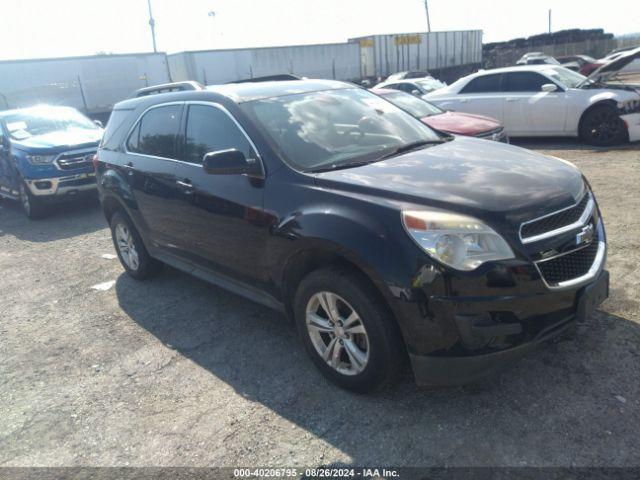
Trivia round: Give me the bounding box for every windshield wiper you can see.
[378,139,443,160]
[306,139,445,173]
[307,159,382,173]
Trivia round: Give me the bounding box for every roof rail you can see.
[131,81,205,98]
[227,74,302,84]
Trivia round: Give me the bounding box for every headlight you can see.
[402,210,515,271]
[26,154,57,165]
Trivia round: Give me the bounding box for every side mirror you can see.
[202,149,263,178]
[93,119,104,128]
[411,89,422,97]
[541,83,558,92]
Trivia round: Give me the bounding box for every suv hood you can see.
[314,137,584,225]
[12,128,103,153]
[585,46,640,84]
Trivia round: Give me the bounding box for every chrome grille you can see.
[520,191,593,244]
[55,151,95,171]
[536,226,600,286]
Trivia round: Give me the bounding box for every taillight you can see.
[92,153,99,171]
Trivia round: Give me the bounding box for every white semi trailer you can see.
[0,52,171,118]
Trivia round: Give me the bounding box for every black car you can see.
[96,79,609,393]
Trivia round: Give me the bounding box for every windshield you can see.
[544,67,590,88]
[382,92,444,117]
[241,88,442,172]
[2,107,99,140]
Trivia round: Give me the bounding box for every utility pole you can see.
[208,11,216,48]
[548,9,552,34]
[147,0,158,53]
[424,0,431,33]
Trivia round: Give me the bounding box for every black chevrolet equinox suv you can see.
[96,79,609,392]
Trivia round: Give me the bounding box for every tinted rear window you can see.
[460,74,502,93]
[126,104,182,159]
[502,72,549,92]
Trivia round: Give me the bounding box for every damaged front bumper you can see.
[409,269,609,386]
[621,112,640,142]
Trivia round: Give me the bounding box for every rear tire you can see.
[293,266,405,393]
[579,105,627,146]
[19,182,47,220]
[109,210,163,280]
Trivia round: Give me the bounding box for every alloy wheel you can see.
[586,110,624,145]
[305,291,369,376]
[115,223,140,271]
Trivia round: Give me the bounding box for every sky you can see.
[0,0,638,60]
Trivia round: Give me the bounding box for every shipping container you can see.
[351,30,483,78]
[0,53,170,115]
[167,42,362,85]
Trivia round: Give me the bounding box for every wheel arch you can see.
[279,244,409,359]
[102,194,125,223]
[578,99,628,141]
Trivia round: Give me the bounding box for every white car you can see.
[516,53,560,66]
[373,77,447,98]
[425,48,640,145]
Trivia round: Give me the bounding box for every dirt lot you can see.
[1,139,639,467]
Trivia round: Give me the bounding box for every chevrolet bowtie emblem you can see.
[576,223,594,246]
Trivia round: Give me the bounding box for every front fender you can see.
[268,205,453,356]
[270,204,423,306]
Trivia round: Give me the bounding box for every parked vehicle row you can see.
[93,78,609,392]
[3,49,638,222]
[426,48,640,146]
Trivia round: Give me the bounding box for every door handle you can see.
[506,98,519,102]
[122,162,135,169]
[176,179,194,190]
[459,99,468,103]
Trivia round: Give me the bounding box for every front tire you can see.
[579,105,627,146]
[19,182,47,220]
[294,266,405,393]
[109,211,162,280]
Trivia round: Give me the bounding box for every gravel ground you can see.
[1,139,639,468]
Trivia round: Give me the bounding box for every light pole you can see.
[424,0,431,32]
[147,0,158,53]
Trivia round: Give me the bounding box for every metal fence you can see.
[483,38,617,69]
[616,33,640,50]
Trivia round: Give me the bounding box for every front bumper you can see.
[24,171,97,197]
[621,112,640,142]
[409,269,609,386]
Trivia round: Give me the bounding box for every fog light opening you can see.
[34,181,52,190]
